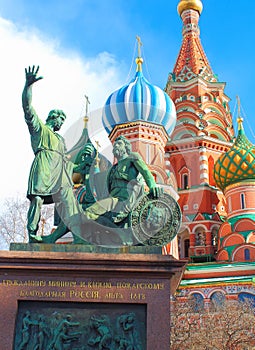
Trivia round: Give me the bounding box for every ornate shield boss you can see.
[130,192,182,246]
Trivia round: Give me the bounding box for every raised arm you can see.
[22,65,43,114]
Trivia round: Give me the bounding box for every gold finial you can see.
[83,95,90,128]
[83,116,89,128]
[135,35,143,72]
[236,96,243,131]
[177,0,203,17]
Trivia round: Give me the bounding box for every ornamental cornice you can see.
[166,135,233,148]
[224,181,255,192]
[166,76,226,91]
[109,121,168,139]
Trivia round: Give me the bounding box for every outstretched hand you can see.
[25,65,43,87]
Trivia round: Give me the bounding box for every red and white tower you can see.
[165,0,235,261]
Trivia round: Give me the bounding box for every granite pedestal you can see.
[0,245,185,349]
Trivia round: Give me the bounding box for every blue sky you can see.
[1,0,254,105]
[0,0,254,199]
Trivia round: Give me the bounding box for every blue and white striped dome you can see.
[102,68,176,135]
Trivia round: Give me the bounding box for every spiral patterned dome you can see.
[102,58,176,135]
[214,118,255,191]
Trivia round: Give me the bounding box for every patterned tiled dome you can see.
[102,57,176,135]
[214,118,255,191]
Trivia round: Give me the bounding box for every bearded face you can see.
[146,206,167,232]
[46,110,66,131]
[113,139,128,159]
[50,114,66,131]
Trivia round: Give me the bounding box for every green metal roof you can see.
[229,215,255,226]
[179,261,255,287]
[185,261,255,271]
[180,274,255,287]
[214,122,255,191]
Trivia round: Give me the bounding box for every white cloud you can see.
[0,16,124,200]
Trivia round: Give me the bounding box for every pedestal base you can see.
[0,249,185,349]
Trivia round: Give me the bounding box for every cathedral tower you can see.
[165,0,235,260]
[214,115,255,262]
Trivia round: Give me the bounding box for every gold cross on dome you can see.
[236,96,244,129]
[236,95,241,118]
[95,139,101,151]
[136,35,143,57]
[84,94,90,116]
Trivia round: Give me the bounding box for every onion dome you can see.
[67,116,90,162]
[177,0,203,16]
[102,42,176,135]
[214,117,255,191]
[67,112,110,173]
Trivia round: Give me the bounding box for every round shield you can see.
[130,192,182,246]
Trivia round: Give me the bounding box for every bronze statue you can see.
[73,142,98,209]
[84,135,162,223]
[22,66,82,242]
[22,67,181,246]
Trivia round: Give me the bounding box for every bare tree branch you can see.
[0,196,54,249]
[170,297,255,350]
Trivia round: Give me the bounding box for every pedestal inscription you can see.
[0,250,185,349]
